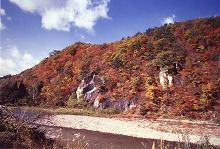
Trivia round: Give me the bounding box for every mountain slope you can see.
[1,17,220,120]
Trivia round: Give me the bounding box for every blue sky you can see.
[1,0,220,76]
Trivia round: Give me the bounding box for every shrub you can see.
[108,46,127,69]
[154,50,179,70]
[130,76,143,91]
[66,93,88,108]
[200,82,218,110]
[0,106,54,148]
[101,108,120,115]
[145,85,161,100]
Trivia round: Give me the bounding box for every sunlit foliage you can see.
[0,17,220,120]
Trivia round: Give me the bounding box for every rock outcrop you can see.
[76,72,105,108]
[159,70,173,90]
[75,72,139,111]
[159,62,183,90]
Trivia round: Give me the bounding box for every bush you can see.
[0,106,54,148]
[130,76,143,91]
[101,108,120,115]
[153,50,185,72]
[108,46,127,69]
[66,93,88,108]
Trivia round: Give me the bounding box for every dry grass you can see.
[0,106,90,149]
[10,106,122,118]
[0,106,54,148]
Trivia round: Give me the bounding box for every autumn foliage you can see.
[0,17,220,120]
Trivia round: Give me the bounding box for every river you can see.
[12,108,219,149]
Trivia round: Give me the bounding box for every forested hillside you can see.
[1,17,220,120]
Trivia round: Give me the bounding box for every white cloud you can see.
[0,58,18,75]
[0,8,6,16]
[0,22,6,30]
[0,46,39,76]
[78,34,85,40]
[162,14,176,25]
[7,45,21,58]
[9,0,110,32]
[9,0,57,13]
[0,8,7,30]
[20,53,39,69]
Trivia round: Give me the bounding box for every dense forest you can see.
[0,17,220,121]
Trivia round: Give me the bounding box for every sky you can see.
[1,0,220,77]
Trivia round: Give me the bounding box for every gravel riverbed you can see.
[35,114,220,147]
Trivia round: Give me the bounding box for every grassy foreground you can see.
[0,106,55,148]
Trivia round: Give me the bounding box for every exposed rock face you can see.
[76,72,105,107]
[159,62,183,90]
[76,73,139,110]
[159,70,173,90]
[113,98,139,111]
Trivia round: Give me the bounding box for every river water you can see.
[38,125,190,149]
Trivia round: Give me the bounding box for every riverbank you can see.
[35,114,220,147]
